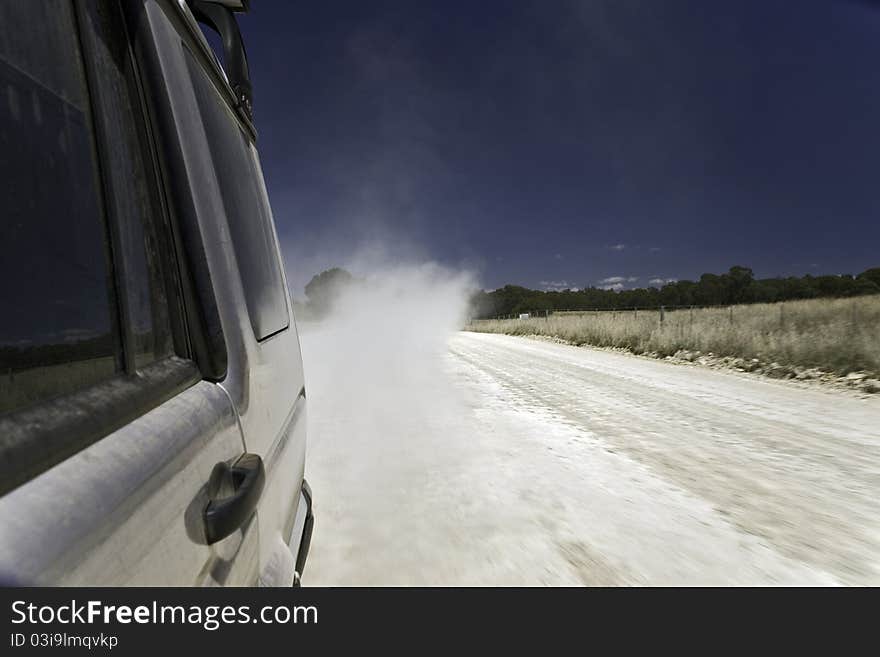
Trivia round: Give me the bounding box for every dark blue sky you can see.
[238,0,880,292]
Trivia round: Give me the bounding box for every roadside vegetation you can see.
[470,266,880,318]
[467,295,880,390]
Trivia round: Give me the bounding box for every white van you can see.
[0,0,313,585]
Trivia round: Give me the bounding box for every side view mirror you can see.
[188,0,254,122]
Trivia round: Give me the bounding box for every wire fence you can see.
[471,300,852,327]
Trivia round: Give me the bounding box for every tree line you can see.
[470,266,880,318]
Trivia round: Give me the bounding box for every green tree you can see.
[857,268,880,289]
[727,266,754,303]
[304,267,354,315]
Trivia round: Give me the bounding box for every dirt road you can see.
[302,330,880,585]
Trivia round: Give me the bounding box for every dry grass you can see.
[467,296,880,376]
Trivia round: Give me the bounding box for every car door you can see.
[160,0,310,585]
[185,74,310,585]
[0,0,257,585]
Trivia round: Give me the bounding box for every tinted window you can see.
[0,0,178,416]
[0,1,120,414]
[186,54,290,341]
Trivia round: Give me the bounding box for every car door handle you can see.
[204,453,265,545]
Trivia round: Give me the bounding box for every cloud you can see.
[598,275,638,284]
[648,277,678,286]
[607,243,627,251]
[597,275,638,291]
[539,280,573,291]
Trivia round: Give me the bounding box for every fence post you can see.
[660,305,665,326]
[729,305,734,325]
[689,305,694,328]
[633,307,638,319]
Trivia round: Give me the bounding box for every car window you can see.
[0,0,179,416]
[185,53,290,341]
[0,0,121,414]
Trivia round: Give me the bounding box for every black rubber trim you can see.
[255,323,289,344]
[189,1,253,123]
[295,479,315,578]
[0,357,200,497]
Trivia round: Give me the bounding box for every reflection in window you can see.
[0,1,120,414]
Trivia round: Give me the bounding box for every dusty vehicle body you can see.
[0,0,312,585]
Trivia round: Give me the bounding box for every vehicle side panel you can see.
[0,381,253,585]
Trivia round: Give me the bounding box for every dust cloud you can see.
[296,257,476,453]
[295,257,493,584]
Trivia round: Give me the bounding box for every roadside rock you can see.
[511,334,879,395]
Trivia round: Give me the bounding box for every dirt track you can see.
[302,330,880,585]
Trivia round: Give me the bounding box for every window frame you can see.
[119,0,233,383]
[81,0,190,373]
[184,49,292,342]
[174,0,292,343]
[0,0,201,496]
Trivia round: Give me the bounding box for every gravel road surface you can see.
[302,330,880,585]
